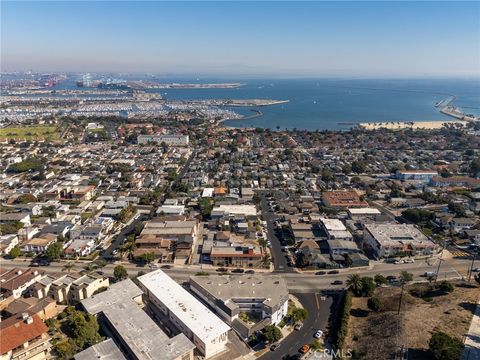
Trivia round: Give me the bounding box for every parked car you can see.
[216,267,228,272]
[314,330,323,339]
[404,258,415,263]
[231,268,245,273]
[245,270,255,274]
[161,264,172,269]
[294,323,303,331]
[332,280,343,285]
[394,260,404,264]
[327,270,339,274]
[299,344,310,354]
[315,271,326,275]
[270,344,279,351]
[423,271,437,278]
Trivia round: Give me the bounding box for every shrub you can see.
[429,332,463,360]
[439,281,454,294]
[331,291,353,352]
[367,297,383,312]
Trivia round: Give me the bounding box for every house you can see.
[0,313,51,360]
[69,275,109,303]
[326,239,360,256]
[22,233,57,254]
[450,217,476,232]
[0,268,45,310]
[297,246,334,269]
[3,297,58,321]
[0,235,19,256]
[0,213,31,227]
[346,253,370,267]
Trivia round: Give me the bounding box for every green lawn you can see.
[0,126,61,141]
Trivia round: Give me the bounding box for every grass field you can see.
[0,126,61,141]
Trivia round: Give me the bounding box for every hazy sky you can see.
[1,1,479,77]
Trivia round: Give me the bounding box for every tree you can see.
[263,325,283,344]
[398,271,413,314]
[291,308,308,323]
[8,246,21,259]
[367,297,383,312]
[474,273,480,285]
[360,277,376,297]
[135,252,155,264]
[45,242,64,260]
[429,332,464,360]
[351,160,367,174]
[439,281,454,294]
[62,261,75,274]
[261,253,271,268]
[401,208,433,223]
[346,274,363,296]
[470,158,480,176]
[113,265,128,281]
[68,311,103,348]
[374,274,388,286]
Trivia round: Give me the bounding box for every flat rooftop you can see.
[190,275,288,311]
[364,224,434,247]
[138,270,230,343]
[74,339,126,360]
[81,279,194,360]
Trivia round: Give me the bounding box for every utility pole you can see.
[434,258,444,285]
[467,249,478,282]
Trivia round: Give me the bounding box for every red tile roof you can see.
[0,314,48,354]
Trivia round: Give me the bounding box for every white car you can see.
[394,260,404,264]
[314,330,323,339]
[404,258,415,263]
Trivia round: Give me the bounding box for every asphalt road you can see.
[3,256,474,292]
[259,194,294,273]
[260,292,335,360]
[101,214,148,259]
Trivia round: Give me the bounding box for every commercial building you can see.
[364,223,437,258]
[210,244,264,268]
[430,176,480,189]
[322,191,369,208]
[81,279,195,360]
[138,270,230,359]
[211,204,257,220]
[395,170,438,183]
[190,275,288,339]
[137,134,189,146]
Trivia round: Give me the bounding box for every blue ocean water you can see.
[158,78,480,130]
[50,77,479,130]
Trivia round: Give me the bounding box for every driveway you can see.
[259,292,336,360]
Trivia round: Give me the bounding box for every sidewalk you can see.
[462,298,480,360]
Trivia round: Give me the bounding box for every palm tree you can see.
[62,261,75,274]
[261,253,271,268]
[346,274,362,296]
[123,242,135,260]
[398,271,413,314]
[84,263,95,273]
